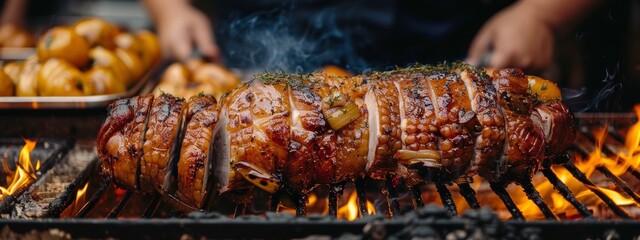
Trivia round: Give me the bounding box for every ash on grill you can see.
[7,145,96,219]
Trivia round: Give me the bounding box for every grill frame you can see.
[0,113,639,239]
[2,218,640,239]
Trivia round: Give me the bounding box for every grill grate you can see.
[3,129,639,221]
[59,113,640,221]
[1,114,640,238]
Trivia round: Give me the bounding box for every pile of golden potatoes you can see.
[0,17,161,96]
[153,59,240,100]
[0,24,35,48]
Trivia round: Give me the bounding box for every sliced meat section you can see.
[491,69,545,182]
[140,93,186,193]
[364,78,402,180]
[218,80,291,194]
[393,73,440,186]
[531,100,576,162]
[460,69,506,182]
[177,94,219,208]
[286,79,328,192]
[96,95,153,190]
[425,71,475,182]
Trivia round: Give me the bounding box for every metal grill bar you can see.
[541,168,592,218]
[46,158,98,217]
[435,182,457,217]
[354,178,369,217]
[489,182,525,220]
[107,190,133,219]
[384,177,401,217]
[457,183,480,209]
[295,194,307,217]
[328,186,338,217]
[596,166,640,204]
[233,203,246,218]
[562,161,632,219]
[519,181,559,220]
[141,194,162,218]
[580,130,640,181]
[410,184,425,208]
[76,179,111,218]
[270,192,281,212]
[0,140,71,214]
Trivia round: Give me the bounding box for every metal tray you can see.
[0,48,36,61]
[0,62,163,110]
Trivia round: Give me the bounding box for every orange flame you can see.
[518,106,640,219]
[0,139,40,200]
[74,182,89,213]
[278,193,327,215]
[337,191,376,221]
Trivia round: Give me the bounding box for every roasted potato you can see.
[136,30,161,69]
[37,26,90,68]
[73,17,119,49]
[0,69,14,96]
[85,66,126,95]
[37,58,89,96]
[16,56,40,96]
[115,48,144,83]
[3,62,23,85]
[89,47,131,86]
[192,63,240,99]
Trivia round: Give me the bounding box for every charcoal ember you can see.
[445,230,467,240]
[405,204,450,221]
[363,221,386,240]
[306,213,333,222]
[335,233,362,240]
[239,214,265,221]
[602,229,620,240]
[462,207,500,236]
[519,227,542,240]
[1,226,71,239]
[266,211,295,221]
[187,211,227,220]
[355,214,385,223]
[388,224,440,240]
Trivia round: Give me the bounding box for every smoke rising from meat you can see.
[215,5,370,73]
[563,63,623,112]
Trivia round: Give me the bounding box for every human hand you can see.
[467,1,555,71]
[153,5,220,62]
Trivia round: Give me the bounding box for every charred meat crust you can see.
[140,93,186,193]
[96,64,575,208]
[177,94,219,208]
[492,69,545,182]
[97,95,153,190]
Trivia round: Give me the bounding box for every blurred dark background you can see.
[8,0,640,112]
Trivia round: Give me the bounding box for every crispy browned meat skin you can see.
[177,94,219,208]
[140,94,186,193]
[96,65,576,209]
[223,80,291,193]
[460,69,506,182]
[491,69,545,182]
[531,100,576,162]
[96,95,153,190]
[286,82,328,191]
[313,74,370,182]
[393,73,439,185]
[425,71,475,182]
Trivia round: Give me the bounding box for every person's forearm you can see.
[1,0,28,26]
[142,0,192,24]
[521,0,603,36]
